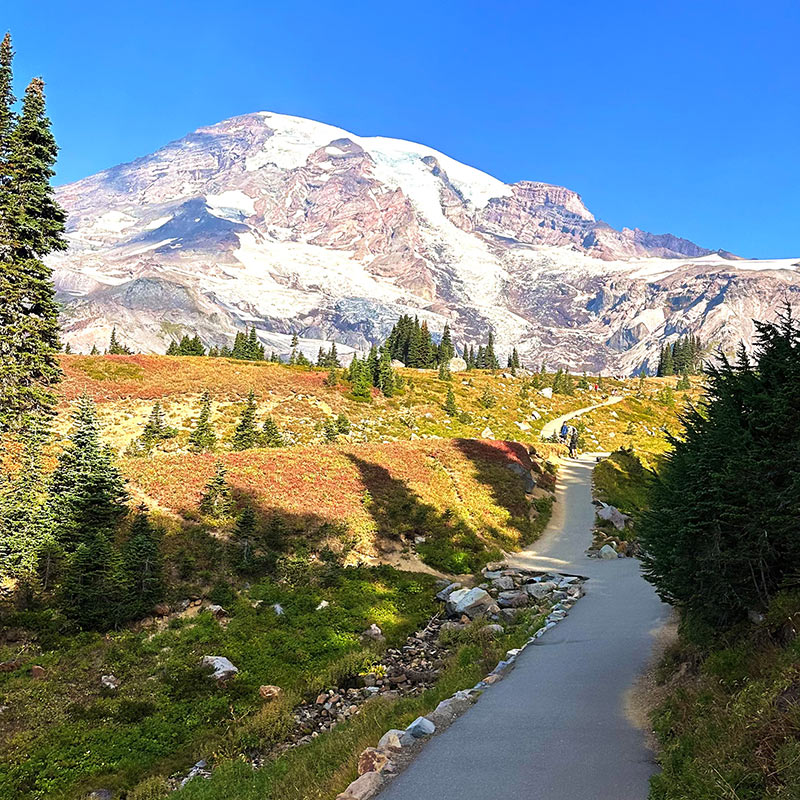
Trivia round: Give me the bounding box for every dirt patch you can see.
[624,612,678,751]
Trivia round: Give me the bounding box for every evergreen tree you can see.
[230,505,257,572]
[232,389,259,450]
[108,327,132,355]
[444,385,458,416]
[261,415,284,447]
[640,309,800,627]
[199,462,233,518]
[351,359,372,400]
[48,394,128,549]
[121,506,163,619]
[316,346,326,367]
[188,390,216,452]
[438,359,452,381]
[321,417,339,442]
[324,367,339,387]
[231,331,248,359]
[0,66,65,429]
[128,402,176,454]
[478,386,496,408]
[365,345,380,386]
[378,349,395,396]
[676,372,691,390]
[90,344,99,355]
[166,340,180,356]
[438,323,454,363]
[335,413,350,434]
[485,331,499,370]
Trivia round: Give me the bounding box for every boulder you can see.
[358,747,389,775]
[448,356,467,373]
[377,729,406,750]
[539,387,553,399]
[514,421,532,432]
[480,426,494,439]
[259,684,283,701]
[361,624,385,642]
[153,602,170,616]
[316,600,330,610]
[491,576,515,591]
[446,587,493,619]
[506,461,536,492]
[482,624,505,636]
[337,770,383,800]
[497,591,529,609]
[207,604,228,619]
[435,581,462,602]
[597,503,629,531]
[405,716,436,738]
[101,674,120,691]
[525,581,556,599]
[599,544,619,559]
[201,655,238,681]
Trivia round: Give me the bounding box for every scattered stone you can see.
[525,581,556,599]
[101,674,120,691]
[599,544,619,559]
[272,603,284,616]
[153,602,170,616]
[377,729,406,750]
[87,791,113,800]
[446,587,493,619]
[480,426,494,439]
[316,600,330,610]
[497,590,529,608]
[358,747,389,775]
[405,716,435,738]
[361,624,385,642]
[207,604,228,619]
[448,356,467,373]
[435,581,462,602]
[539,387,553,398]
[482,624,505,636]
[491,576,515,591]
[597,503,629,530]
[201,655,239,681]
[514,421,532,432]
[259,684,283,701]
[316,692,328,705]
[337,770,383,800]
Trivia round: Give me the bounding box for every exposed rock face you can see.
[51,111,800,372]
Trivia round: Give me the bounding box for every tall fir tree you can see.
[261,415,284,447]
[232,389,259,450]
[188,390,217,452]
[108,327,132,355]
[444,385,458,416]
[199,462,234,518]
[48,394,129,549]
[121,506,163,620]
[0,64,65,428]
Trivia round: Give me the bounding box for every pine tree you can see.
[0,66,65,429]
[231,331,248,359]
[438,360,452,381]
[479,386,496,408]
[335,413,350,434]
[444,386,458,416]
[378,349,395,396]
[366,345,380,386]
[90,344,99,355]
[108,327,132,355]
[188,390,216,452]
[230,505,257,571]
[121,506,163,620]
[48,394,129,549]
[351,359,372,401]
[317,346,326,367]
[438,323,454,363]
[324,367,339,387]
[321,417,339,442]
[485,332,499,370]
[199,462,233,518]
[232,390,259,450]
[166,340,180,355]
[261,415,284,447]
[128,401,175,454]
[328,342,340,368]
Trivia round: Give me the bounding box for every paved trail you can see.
[378,454,668,800]
[540,395,626,440]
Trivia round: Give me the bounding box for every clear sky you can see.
[4,0,798,258]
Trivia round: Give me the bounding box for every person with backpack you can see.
[568,427,579,458]
[560,422,569,442]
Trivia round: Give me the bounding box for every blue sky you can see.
[5,0,798,257]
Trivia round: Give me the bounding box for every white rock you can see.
[100,674,120,691]
[448,356,467,373]
[481,426,494,439]
[377,729,405,750]
[446,587,493,618]
[539,387,553,399]
[272,603,284,615]
[316,600,330,610]
[597,503,629,530]
[514,421,532,431]
[201,655,239,681]
[599,544,619,559]
[341,770,383,800]
[525,581,556,599]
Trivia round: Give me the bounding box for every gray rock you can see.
[492,576,515,591]
[100,674,120,691]
[497,590,529,608]
[435,581,462,602]
[525,581,556,599]
[405,716,436,738]
[378,729,406,750]
[446,587,494,619]
[506,461,536,492]
[448,356,467,373]
[201,655,239,681]
[361,624,385,642]
[483,624,505,636]
[341,770,383,799]
[597,503,629,530]
[482,570,503,580]
[599,544,619,559]
[480,426,494,439]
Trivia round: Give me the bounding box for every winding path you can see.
[539,394,626,440]
[378,454,668,800]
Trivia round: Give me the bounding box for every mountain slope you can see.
[51,112,800,372]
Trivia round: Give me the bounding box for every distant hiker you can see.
[568,428,578,458]
[560,422,569,441]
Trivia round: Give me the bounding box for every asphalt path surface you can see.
[378,453,669,800]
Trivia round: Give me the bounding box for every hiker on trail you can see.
[560,422,569,442]
[568,427,578,458]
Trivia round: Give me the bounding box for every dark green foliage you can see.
[335,413,350,434]
[438,323,454,363]
[168,333,205,356]
[261,415,284,447]
[229,505,257,572]
[188,390,217,452]
[230,327,265,361]
[121,506,164,619]
[128,402,177,454]
[657,334,704,376]
[640,309,800,627]
[324,367,339,387]
[316,342,341,368]
[444,386,458,416]
[552,368,574,395]
[321,417,339,442]
[676,372,691,390]
[108,327,132,355]
[478,386,496,409]
[349,358,372,401]
[437,360,452,381]
[377,349,395,396]
[199,462,233,518]
[232,390,259,450]
[48,394,129,549]
[0,55,65,429]
[384,314,437,368]
[90,343,99,355]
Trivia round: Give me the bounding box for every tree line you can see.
[656,334,704,377]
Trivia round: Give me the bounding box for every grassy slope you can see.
[650,595,800,799]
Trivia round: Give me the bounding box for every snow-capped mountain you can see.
[51,111,800,372]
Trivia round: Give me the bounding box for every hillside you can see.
[49,112,800,374]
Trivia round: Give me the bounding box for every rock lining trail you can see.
[377,453,669,800]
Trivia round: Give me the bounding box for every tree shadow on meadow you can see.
[344,453,505,575]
